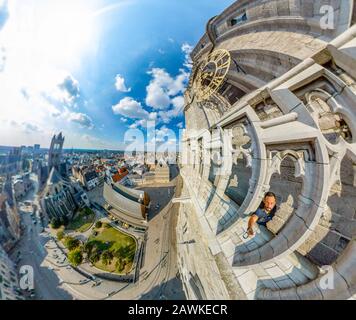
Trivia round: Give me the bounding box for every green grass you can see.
[87,224,137,274]
[66,207,95,233]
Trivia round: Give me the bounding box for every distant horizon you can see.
[0,144,180,154]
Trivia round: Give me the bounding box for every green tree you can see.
[50,218,61,229]
[68,248,83,267]
[89,251,100,264]
[101,250,113,266]
[83,242,94,255]
[64,237,80,251]
[95,221,102,229]
[57,230,65,241]
[60,216,69,226]
[115,257,125,273]
[84,207,93,216]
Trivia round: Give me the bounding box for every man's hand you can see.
[247,227,254,237]
[247,214,258,237]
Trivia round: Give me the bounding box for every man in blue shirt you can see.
[247,192,277,237]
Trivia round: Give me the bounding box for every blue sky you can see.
[0,0,235,150]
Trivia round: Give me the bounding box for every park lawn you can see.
[66,207,95,233]
[94,257,133,274]
[88,224,136,274]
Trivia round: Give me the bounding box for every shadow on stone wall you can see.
[299,156,356,266]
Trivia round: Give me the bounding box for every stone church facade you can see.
[178,0,356,299]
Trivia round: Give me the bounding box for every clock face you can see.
[194,49,231,102]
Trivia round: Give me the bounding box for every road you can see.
[12,173,74,300]
[12,166,185,300]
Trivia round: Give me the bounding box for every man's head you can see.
[263,192,276,213]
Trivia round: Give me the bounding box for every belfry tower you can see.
[48,132,64,173]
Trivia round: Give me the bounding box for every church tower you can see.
[48,132,64,173]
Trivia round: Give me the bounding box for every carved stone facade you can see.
[178,0,356,300]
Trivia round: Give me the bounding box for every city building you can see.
[48,132,65,175]
[144,159,170,184]
[103,179,149,231]
[72,166,99,190]
[0,176,21,251]
[111,167,129,185]
[12,173,32,200]
[0,244,21,300]
[0,148,22,177]
[177,0,356,300]
[40,168,89,221]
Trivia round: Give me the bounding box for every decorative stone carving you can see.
[179,0,356,301]
[306,89,353,144]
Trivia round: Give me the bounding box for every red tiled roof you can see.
[112,170,128,183]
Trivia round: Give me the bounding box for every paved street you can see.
[11,174,74,300]
[12,166,185,300]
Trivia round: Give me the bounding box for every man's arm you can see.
[247,214,258,236]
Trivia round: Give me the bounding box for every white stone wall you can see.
[179,0,356,300]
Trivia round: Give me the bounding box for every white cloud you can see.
[145,68,189,110]
[57,74,80,106]
[129,122,138,129]
[81,133,125,150]
[67,112,94,129]
[112,97,149,119]
[172,95,184,110]
[8,120,42,134]
[120,117,128,122]
[177,122,184,129]
[181,42,193,69]
[143,43,192,124]
[128,114,157,129]
[158,95,184,124]
[115,74,131,92]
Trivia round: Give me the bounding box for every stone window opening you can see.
[230,11,247,27]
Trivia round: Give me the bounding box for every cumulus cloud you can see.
[67,112,94,129]
[112,97,150,119]
[81,134,125,150]
[42,71,82,108]
[158,95,184,123]
[58,74,80,104]
[8,120,42,134]
[112,41,192,128]
[129,113,157,129]
[145,68,189,110]
[181,42,193,69]
[115,74,131,92]
[172,95,184,110]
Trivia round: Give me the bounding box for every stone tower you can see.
[178,0,356,300]
[48,132,64,173]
